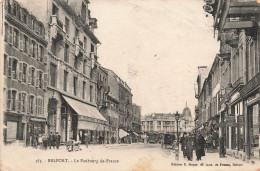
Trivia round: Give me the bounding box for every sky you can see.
[90,0,219,117]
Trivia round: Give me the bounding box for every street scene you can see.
[1,0,260,170]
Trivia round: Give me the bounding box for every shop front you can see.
[61,95,108,144]
[240,72,260,160]
[26,117,46,146]
[4,112,24,144]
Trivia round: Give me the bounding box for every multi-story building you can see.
[201,0,260,161]
[132,104,141,134]
[118,78,133,132]
[3,0,48,146]
[142,104,194,142]
[20,0,108,144]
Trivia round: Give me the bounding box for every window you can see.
[28,95,34,114]
[4,54,7,76]
[23,11,27,24]
[74,56,78,69]
[32,40,36,58]
[82,81,86,99]
[37,98,43,115]
[83,59,86,74]
[65,17,69,33]
[22,63,27,83]
[11,58,18,79]
[75,28,79,37]
[4,23,8,42]
[50,63,56,87]
[13,29,19,48]
[13,3,17,16]
[7,90,17,111]
[90,85,93,102]
[63,70,68,91]
[39,46,44,62]
[24,35,28,53]
[81,3,87,23]
[39,71,43,88]
[84,36,87,50]
[73,77,78,96]
[91,43,94,52]
[18,92,26,112]
[64,44,69,62]
[52,4,59,16]
[31,67,35,85]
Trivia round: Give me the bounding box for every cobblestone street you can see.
[2,143,258,171]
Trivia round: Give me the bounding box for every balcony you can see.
[97,80,104,89]
[50,15,66,39]
[104,85,110,94]
[74,37,84,56]
[90,52,98,69]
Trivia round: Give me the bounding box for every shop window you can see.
[7,90,17,111]
[13,29,19,48]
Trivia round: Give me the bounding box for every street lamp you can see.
[175,111,180,160]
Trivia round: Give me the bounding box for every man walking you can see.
[196,134,206,160]
[186,133,194,161]
[48,132,53,149]
[219,134,226,158]
[55,132,61,149]
[84,133,89,148]
[180,132,187,158]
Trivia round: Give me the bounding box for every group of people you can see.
[40,132,61,150]
[180,132,206,161]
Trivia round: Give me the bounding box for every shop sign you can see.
[225,116,236,126]
[240,72,260,97]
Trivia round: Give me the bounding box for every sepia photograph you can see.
[0,0,260,170]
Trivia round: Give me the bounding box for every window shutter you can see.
[19,32,23,51]
[43,73,48,90]
[28,66,32,85]
[8,26,13,44]
[27,95,30,114]
[7,57,11,77]
[17,93,21,112]
[36,70,39,87]
[36,45,39,60]
[25,65,29,84]
[7,90,11,110]
[18,61,23,81]
[29,39,33,56]
[44,55,48,64]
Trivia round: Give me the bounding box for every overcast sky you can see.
[90,0,219,117]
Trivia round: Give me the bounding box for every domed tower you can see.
[182,102,192,121]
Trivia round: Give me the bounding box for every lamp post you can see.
[175,111,180,160]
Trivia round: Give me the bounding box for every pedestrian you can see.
[186,133,194,161]
[84,133,89,148]
[38,134,43,149]
[207,134,213,150]
[180,132,187,158]
[48,132,53,149]
[196,133,206,160]
[219,134,226,158]
[55,132,61,149]
[52,132,56,149]
[42,134,48,150]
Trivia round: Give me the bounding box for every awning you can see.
[119,129,128,138]
[62,95,107,122]
[106,109,119,119]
